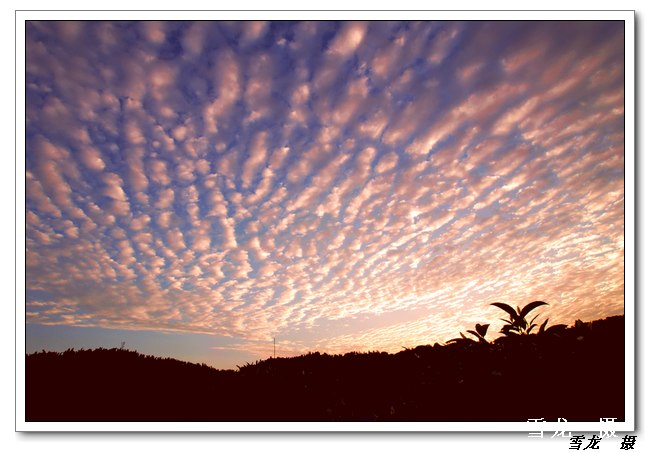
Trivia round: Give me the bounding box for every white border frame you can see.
[15,9,635,433]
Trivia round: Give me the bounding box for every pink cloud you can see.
[241,21,269,44]
[130,214,151,231]
[38,160,75,210]
[25,21,625,362]
[323,77,369,127]
[492,96,541,136]
[149,159,171,186]
[288,152,350,213]
[327,22,368,58]
[312,22,367,92]
[244,53,273,122]
[291,82,310,105]
[125,147,148,192]
[195,158,211,175]
[501,40,547,74]
[356,108,389,140]
[26,173,63,218]
[172,125,188,141]
[286,146,322,185]
[79,146,106,171]
[371,34,405,79]
[142,21,166,44]
[156,211,173,229]
[182,22,208,57]
[405,82,525,157]
[154,188,174,210]
[176,159,196,182]
[206,187,227,218]
[192,234,212,252]
[427,23,462,65]
[203,49,241,135]
[241,131,268,189]
[102,173,128,202]
[220,217,238,249]
[166,228,186,252]
[457,62,483,84]
[125,120,146,145]
[245,167,275,206]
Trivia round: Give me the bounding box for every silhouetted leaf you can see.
[491,303,518,320]
[466,330,482,341]
[500,324,514,335]
[447,331,471,344]
[544,324,567,335]
[466,330,487,343]
[520,301,548,320]
[538,318,549,334]
[513,316,527,330]
[475,323,489,338]
[447,336,472,344]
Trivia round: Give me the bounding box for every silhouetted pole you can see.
[274,337,276,358]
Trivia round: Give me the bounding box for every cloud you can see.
[356,108,389,140]
[371,33,405,79]
[149,159,171,186]
[428,23,462,65]
[327,22,368,58]
[244,53,273,122]
[26,173,63,218]
[312,22,368,92]
[102,172,128,202]
[241,21,269,45]
[241,131,268,189]
[492,96,541,136]
[25,21,625,367]
[130,214,151,231]
[182,22,208,57]
[142,21,167,44]
[203,49,242,135]
[78,145,106,171]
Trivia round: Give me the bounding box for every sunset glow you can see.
[25,20,625,369]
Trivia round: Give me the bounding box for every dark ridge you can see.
[26,315,625,422]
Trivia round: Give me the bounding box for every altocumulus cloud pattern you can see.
[26,21,624,362]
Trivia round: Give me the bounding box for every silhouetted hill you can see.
[26,315,625,422]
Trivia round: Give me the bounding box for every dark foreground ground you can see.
[26,315,625,422]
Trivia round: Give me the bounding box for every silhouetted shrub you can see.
[25,315,624,422]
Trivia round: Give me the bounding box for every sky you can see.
[24,20,625,370]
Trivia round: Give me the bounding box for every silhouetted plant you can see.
[446,331,473,345]
[467,323,490,342]
[538,318,568,336]
[491,301,548,335]
[25,315,624,422]
[446,323,490,344]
